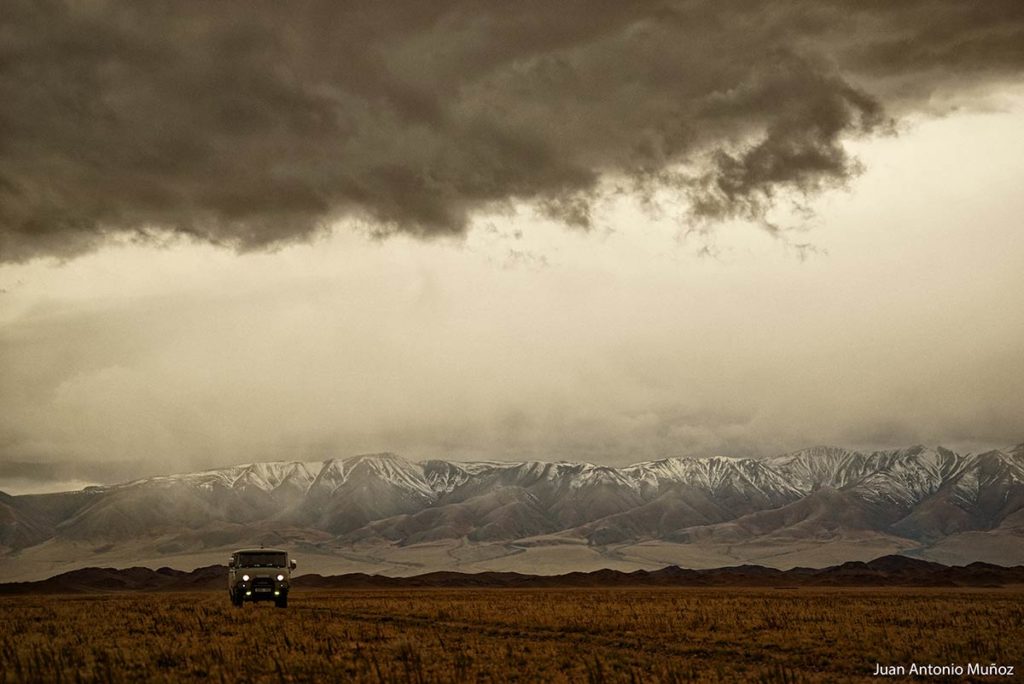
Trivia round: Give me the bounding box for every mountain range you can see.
[2,444,1022,581]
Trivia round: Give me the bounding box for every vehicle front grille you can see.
[253,578,275,589]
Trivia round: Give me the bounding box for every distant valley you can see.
[2,444,1022,581]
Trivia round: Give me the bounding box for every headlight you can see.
[277,574,285,581]
[241,574,250,581]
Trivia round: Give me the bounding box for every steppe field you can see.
[1,588,1021,683]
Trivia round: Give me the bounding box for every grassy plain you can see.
[1,588,1021,682]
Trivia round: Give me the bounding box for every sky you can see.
[1,1,1023,493]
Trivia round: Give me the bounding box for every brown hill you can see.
[0,565,226,595]
[2,555,1022,595]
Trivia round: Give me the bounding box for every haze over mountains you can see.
[2,444,1022,582]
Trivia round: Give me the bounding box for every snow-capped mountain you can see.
[2,444,1022,575]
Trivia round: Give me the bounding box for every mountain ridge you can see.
[48,443,1023,498]
[2,443,1022,580]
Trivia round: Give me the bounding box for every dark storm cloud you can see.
[1,1,1022,262]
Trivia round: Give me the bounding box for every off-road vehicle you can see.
[228,548,297,608]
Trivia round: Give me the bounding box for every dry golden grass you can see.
[1,588,1021,682]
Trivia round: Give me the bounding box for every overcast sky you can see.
[1,1,1023,493]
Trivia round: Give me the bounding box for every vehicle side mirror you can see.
[228,559,235,569]
[290,559,297,570]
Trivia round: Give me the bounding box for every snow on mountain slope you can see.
[764,446,872,492]
[70,446,1024,509]
[122,460,322,495]
[102,446,990,510]
[421,460,475,495]
[624,456,803,505]
[306,453,436,500]
[851,446,967,507]
[3,445,1022,554]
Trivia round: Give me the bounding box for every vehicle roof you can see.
[234,548,288,554]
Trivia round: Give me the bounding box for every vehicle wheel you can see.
[231,591,243,607]
[275,593,288,608]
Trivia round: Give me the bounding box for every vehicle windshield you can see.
[237,552,287,568]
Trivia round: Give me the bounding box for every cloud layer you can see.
[2,0,1022,261]
[2,91,1023,484]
